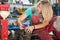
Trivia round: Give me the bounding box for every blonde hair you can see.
[41,1,53,22]
[35,1,53,22]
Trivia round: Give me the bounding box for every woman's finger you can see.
[25,28,31,33]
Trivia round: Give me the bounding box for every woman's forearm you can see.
[34,20,49,29]
[17,18,23,27]
[17,13,27,26]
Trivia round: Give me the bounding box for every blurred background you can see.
[0,0,60,40]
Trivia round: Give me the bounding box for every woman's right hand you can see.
[17,13,27,30]
[19,26,25,30]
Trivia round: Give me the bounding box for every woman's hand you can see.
[16,13,28,30]
[19,26,25,30]
[25,26,34,33]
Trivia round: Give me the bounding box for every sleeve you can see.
[24,8,32,17]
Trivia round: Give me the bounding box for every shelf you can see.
[10,4,33,8]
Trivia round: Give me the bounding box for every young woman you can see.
[17,1,54,40]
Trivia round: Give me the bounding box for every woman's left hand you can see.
[25,26,34,33]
